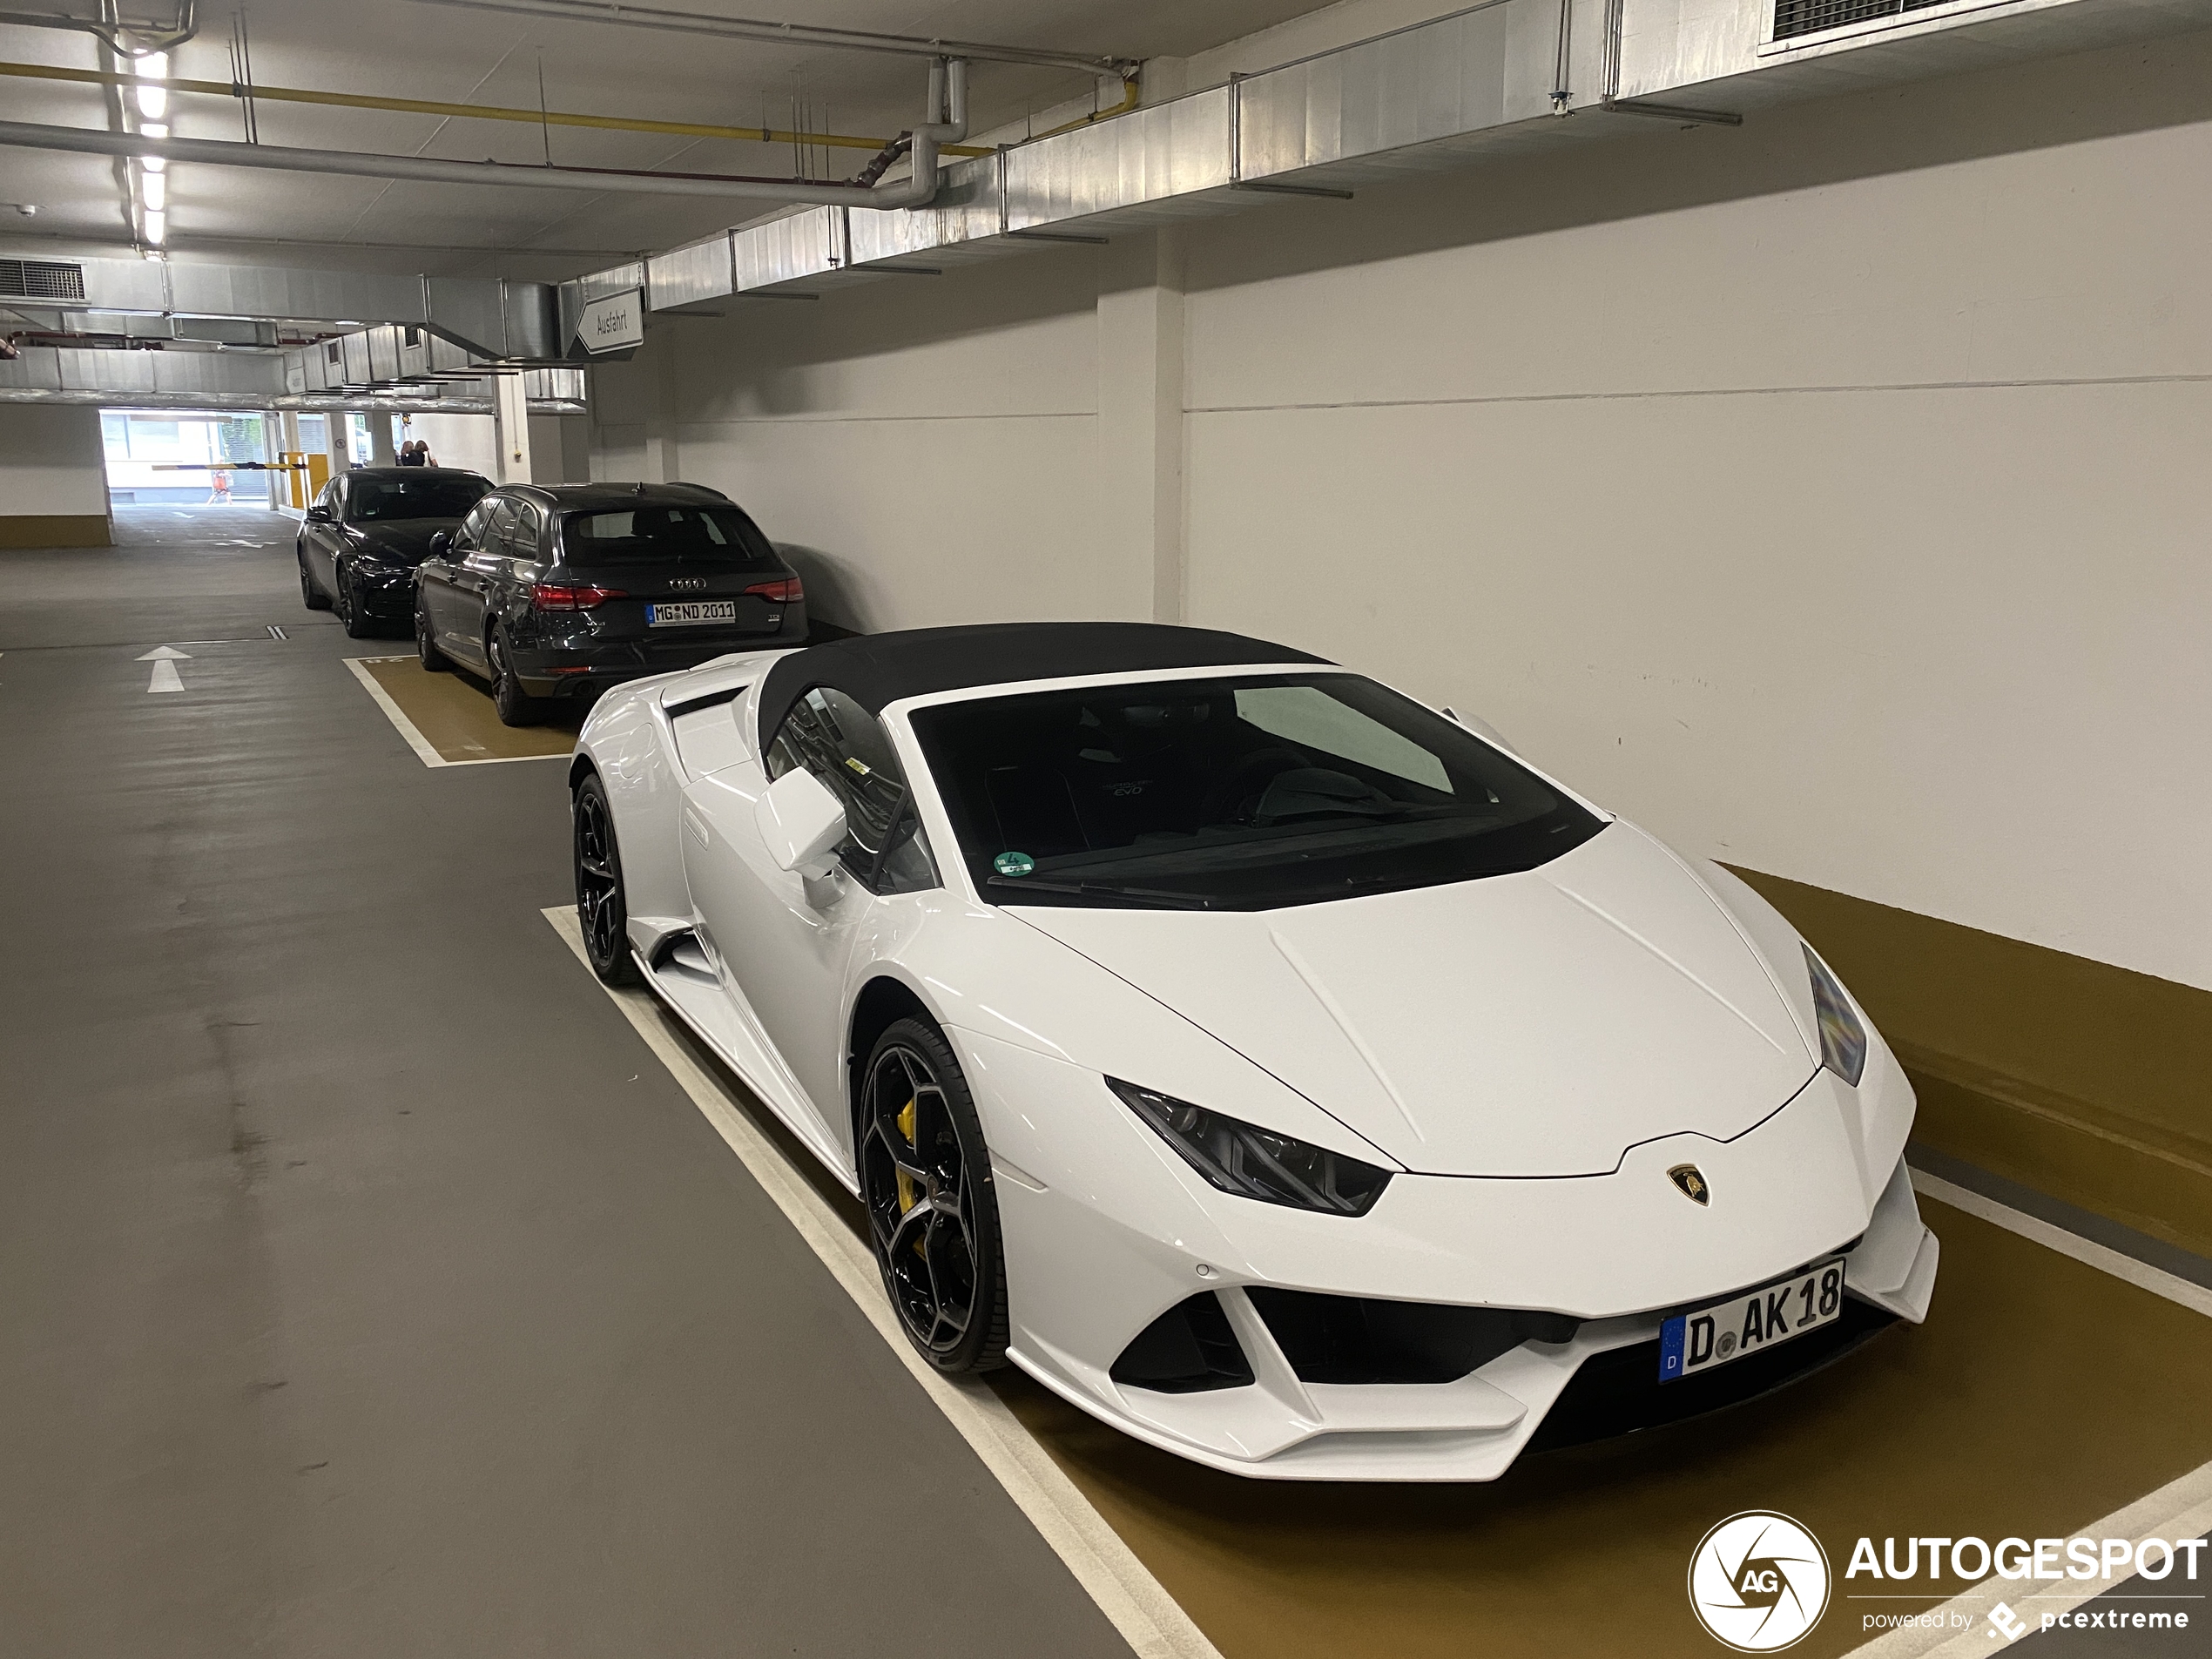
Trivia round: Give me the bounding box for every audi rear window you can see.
[559,505,779,566]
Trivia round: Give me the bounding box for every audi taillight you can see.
[743,577,803,604]
[532,582,625,611]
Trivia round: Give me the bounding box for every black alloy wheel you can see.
[299,553,330,610]
[572,774,637,986]
[859,1019,1009,1375]
[488,630,537,726]
[415,600,448,671]
[338,568,376,638]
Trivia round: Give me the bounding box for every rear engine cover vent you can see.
[1774,0,1947,38]
[0,258,87,301]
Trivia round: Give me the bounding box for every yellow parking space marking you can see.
[543,899,2212,1659]
[346,655,576,767]
[540,906,1223,1659]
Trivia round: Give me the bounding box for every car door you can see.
[419,495,493,645]
[443,498,520,667]
[681,686,938,1161]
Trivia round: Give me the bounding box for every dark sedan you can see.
[298,468,494,638]
[413,481,807,725]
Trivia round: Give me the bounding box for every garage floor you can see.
[3,506,2207,1658]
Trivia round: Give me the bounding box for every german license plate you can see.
[1658,1258,1845,1383]
[646,601,736,627]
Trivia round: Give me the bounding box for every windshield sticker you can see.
[993,851,1035,878]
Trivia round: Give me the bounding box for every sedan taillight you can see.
[743,577,803,604]
[532,582,626,610]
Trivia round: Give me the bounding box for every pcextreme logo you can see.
[1688,1512,1831,1652]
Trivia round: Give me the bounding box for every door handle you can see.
[684,809,711,847]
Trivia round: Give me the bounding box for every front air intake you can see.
[1246,1289,1579,1386]
[1110,1293,1253,1393]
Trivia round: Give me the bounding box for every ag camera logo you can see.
[1689,1511,1831,1651]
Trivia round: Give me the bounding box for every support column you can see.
[492,373,534,484]
[323,411,352,481]
[1096,228,1186,623]
[368,414,395,467]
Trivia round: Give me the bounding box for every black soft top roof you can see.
[757,622,1330,739]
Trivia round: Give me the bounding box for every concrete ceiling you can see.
[0,0,1332,280]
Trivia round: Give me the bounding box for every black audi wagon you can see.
[414,482,808,725]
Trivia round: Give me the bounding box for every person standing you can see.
[397,440,425,467]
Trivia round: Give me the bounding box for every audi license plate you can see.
[1658,1258,1845,1383]
[646,600,737,627]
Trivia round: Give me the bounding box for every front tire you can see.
[859,1020,1009,1375]
[489,630,537,727]
[338,568,376,638]
[572,773,638,987]
[299,553,330,610]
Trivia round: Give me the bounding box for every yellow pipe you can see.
[0,58,996,158]
[1030,76,1141,142]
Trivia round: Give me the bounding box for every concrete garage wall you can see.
[405,412,498,481]
[592,253,1122,632]
[0,405,112,548]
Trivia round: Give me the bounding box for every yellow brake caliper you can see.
[894,1098,926,1257]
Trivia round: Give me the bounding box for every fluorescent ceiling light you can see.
[142,121,167,172]
[136,54,169,119]
[144,208,166,244]
[141,172,166,211]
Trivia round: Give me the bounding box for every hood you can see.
[346,518,459,566]
[1008,822,1817,1177]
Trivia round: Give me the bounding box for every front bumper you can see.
[957,1027,1937,1481]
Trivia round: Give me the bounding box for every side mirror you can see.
[755,768,847,876]
[305,505,333,523]
[1443,706,1515,755]
[427,530,451,558]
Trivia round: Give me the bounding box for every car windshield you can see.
[559,504,779,567]
[347,475,488,522]
[909,672,1605,912]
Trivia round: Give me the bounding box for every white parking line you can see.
[541,904,1222,1659]
[344,657,567,769]
[1911,1170,2212,1318]
[1851,1456,2212,1656]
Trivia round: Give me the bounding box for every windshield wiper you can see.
[984,874,1215,910]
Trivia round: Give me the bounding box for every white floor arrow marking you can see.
[138,645,190,694]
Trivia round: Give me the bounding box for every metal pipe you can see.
[406,0,1138,76]
[0,58,969,207]
[0,57,997,158]
[0,0,194,55]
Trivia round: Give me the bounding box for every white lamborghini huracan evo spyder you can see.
[569,623,1938,1481]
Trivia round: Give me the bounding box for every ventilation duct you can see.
[2,256,562,362]
[589,0,2210,307]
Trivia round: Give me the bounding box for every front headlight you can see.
[1107,1078,1393,1216]
[1804,945,1867,1086]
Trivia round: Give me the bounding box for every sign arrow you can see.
[138,644,190,693]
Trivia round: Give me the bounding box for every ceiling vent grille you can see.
[0,258,88,301]
[1774,0,1949,37]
